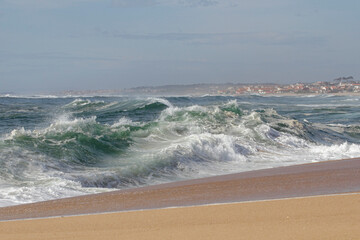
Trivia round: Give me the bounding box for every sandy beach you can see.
[1,158,360,239]
[2,0,358,237]
[1,193,360,240]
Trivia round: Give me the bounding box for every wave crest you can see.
[2,96,360,206]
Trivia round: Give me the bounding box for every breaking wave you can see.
[1,96,360,206]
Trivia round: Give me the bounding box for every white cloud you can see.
[111,0,156,8]
[4,0,101,8]
[3,0,226,9]
[4,0,286,9]
[111,0,237,8]
[109,0,295,8]
[177,0,219,7]
[100,30,326,47]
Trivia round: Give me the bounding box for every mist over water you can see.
[1,95,360,206]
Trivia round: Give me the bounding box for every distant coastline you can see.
[54,78,360,97]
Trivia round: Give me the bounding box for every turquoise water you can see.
[1,95,360,206]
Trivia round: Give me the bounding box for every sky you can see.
[0,0,359,93]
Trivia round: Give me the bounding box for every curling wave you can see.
[1,96,360,206]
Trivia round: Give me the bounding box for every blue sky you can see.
[1,0,359,93]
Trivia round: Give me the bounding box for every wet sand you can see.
[1,193,360,240]
[0,158,360,239]
[1,158,360,221]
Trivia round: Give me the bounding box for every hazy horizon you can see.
[1,0,359,93]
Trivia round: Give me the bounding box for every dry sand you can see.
[1,193,360,240]
[1,158,360,239]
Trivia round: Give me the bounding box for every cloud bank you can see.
[99,30,326,46]
[4,0,101,8]
[111,0,233,8]
[4,0,287,9]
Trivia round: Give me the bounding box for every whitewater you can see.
[1,95,360,206]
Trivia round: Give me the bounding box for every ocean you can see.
[1,94,360,206]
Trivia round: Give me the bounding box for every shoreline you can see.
[1,157,360,239]
[1,157,359,221]
[4,192,359,222]
[1,193,359,240]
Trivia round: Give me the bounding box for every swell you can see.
[61,98,171,123]
[1,96,360,206]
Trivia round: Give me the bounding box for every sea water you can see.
[1,94,360,206]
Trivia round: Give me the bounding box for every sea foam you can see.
[1,95,360,206]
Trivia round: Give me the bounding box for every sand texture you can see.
[1,193,360,240]
[1,158,360,239]
[0,158,359,221]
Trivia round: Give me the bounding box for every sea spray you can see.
[1,95,360,206]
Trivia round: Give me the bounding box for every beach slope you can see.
[0,193,360,240]
[0,158,359,221]
[0,158,360,239]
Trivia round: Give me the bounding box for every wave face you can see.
[1,95,360,206]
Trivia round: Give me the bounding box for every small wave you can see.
[298,94,335,98]
[2,96,360,206]
[339,98,360,102]
[0,94,78,99]
[3,115,133,166]
[309,142,360,160]
[61,98,171,119]
[63,98,109,111]
[111,117,137,127]
[147,97,173,108]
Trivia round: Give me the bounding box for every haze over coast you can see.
[1,1,360,239]
[51,76,359,97]
[2,1,359,93]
